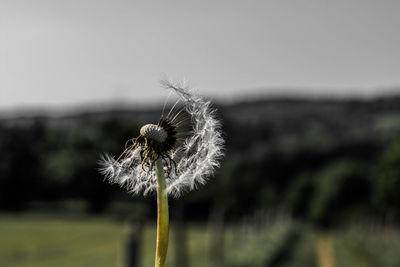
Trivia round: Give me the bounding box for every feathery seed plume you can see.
[99,79,224,197]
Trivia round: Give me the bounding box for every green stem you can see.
[155,157,169,267]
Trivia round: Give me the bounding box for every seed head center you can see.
[140,124,168,143]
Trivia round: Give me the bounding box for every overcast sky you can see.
[1,0,400,109]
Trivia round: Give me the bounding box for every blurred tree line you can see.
[1,96,400,228]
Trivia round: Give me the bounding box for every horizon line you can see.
[1,87,400,120]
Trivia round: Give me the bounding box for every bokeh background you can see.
[2,1,400,267]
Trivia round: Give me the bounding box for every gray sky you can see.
[1,0,400,109]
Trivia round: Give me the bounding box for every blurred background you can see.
[2,1,400,267]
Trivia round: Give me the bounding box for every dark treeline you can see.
[1,96,400,228]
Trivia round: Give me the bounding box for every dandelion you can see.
[99,78,224,267]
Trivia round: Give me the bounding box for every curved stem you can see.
[155,157,169,267]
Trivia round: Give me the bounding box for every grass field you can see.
[1,213,400,267]
[0,212,211,267]
[0,213,124,267]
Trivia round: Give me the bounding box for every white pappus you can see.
[99,79,224,197]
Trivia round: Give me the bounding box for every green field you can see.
[0,213,211,267]
[0,213,124,267]
[1,213,400,267]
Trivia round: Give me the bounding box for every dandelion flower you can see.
[99,79,224,197]
[99,78,224,267]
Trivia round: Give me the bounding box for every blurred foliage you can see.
[309,161,370,228]
[334,227,400,267]
[1,97,400,227]
[371,133,400,220]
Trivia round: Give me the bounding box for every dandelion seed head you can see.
[99,78,224,197]
[140,124,168,143]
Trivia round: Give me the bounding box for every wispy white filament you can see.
[99,79,224,197]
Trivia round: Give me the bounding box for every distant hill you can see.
[1,95,400,218]
[2,95,400,150]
